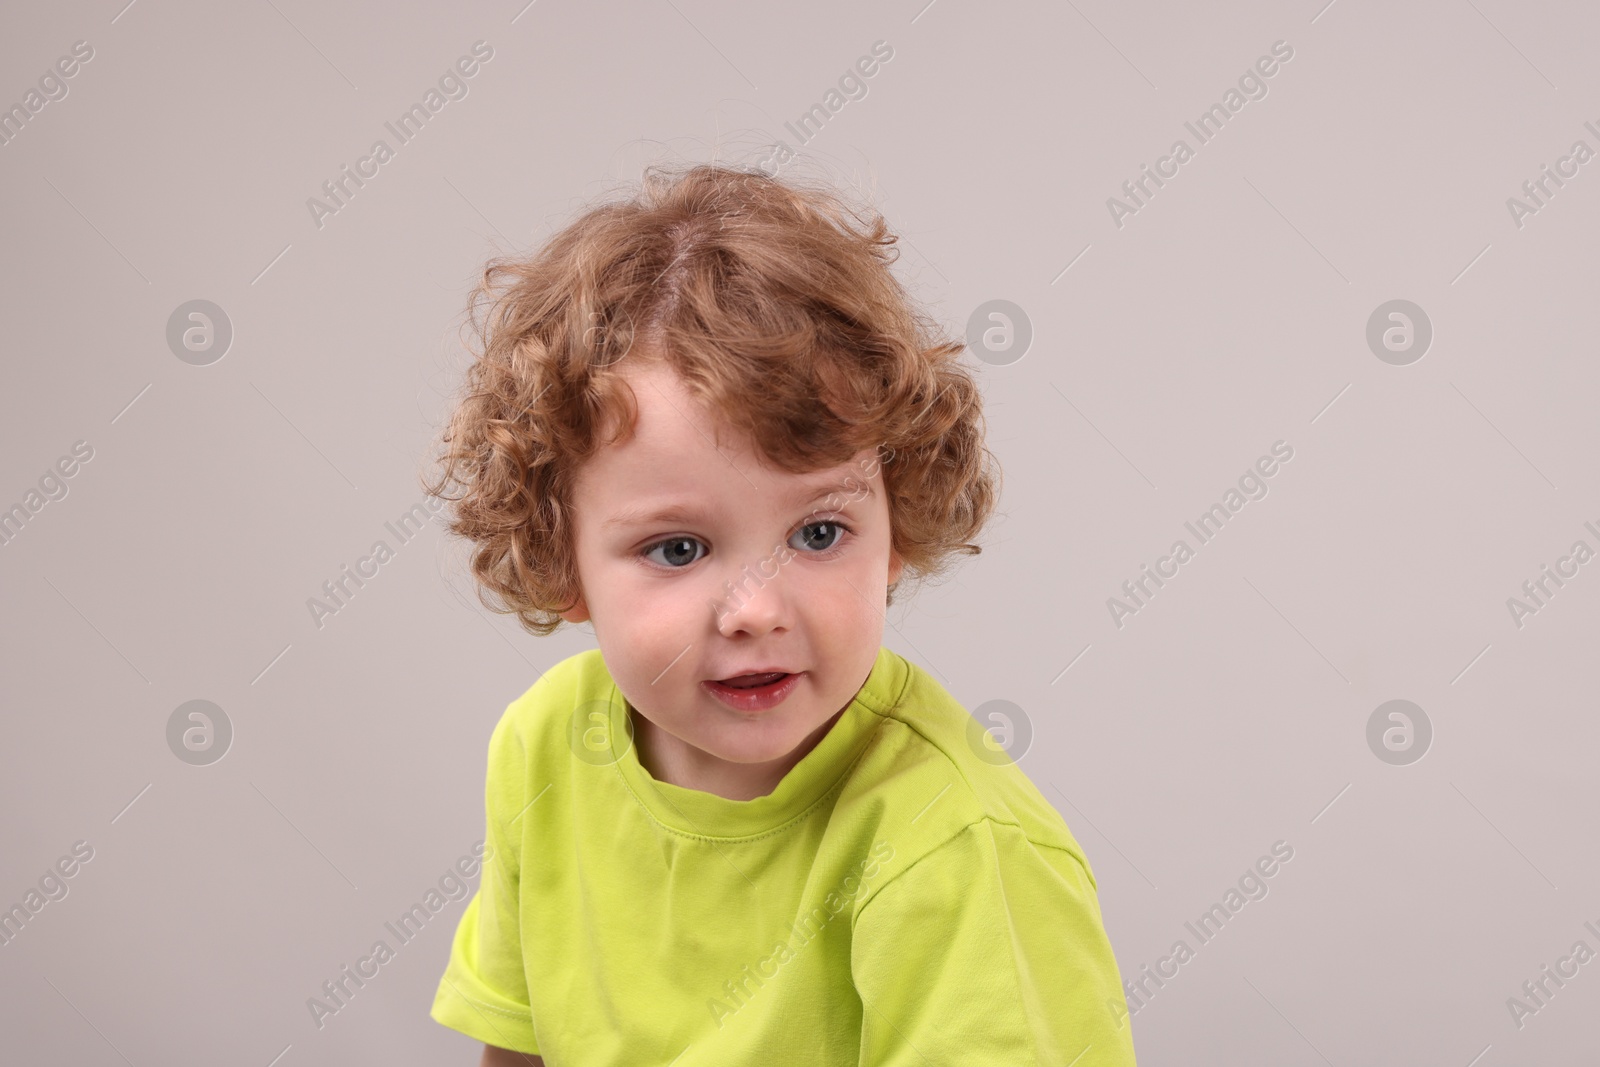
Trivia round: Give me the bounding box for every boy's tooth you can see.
[724,672,785,688]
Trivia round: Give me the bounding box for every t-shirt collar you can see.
[605,646,907,839]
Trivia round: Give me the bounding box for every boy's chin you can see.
[698,726,813,767]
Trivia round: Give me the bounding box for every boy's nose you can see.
[710,560,794,638]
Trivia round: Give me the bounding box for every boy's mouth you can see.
[702,671,803,712]
[717,672,790,689]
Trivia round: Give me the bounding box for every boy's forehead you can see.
[609,361,751,462]
[583,363,877,503]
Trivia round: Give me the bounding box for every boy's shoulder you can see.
[507,646,612,713]
[488,647,614,758]
[845,652,1093,881]
[480,646,1095,887]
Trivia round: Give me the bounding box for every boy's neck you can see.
[629,707,846,802]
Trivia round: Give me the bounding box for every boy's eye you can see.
[642,537,706,568]
[640,522,849,569]
[790,521,846,553]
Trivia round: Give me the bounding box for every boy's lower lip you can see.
[702,672,803,712]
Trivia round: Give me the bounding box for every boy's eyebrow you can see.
[602,476,874,530]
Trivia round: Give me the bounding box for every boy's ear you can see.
[559,595,590,624]
[887,551,904,586]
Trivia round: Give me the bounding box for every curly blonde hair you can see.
[422,162,1000,637]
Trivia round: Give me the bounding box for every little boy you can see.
[424,163,1138,1065]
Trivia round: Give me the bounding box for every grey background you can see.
[2,0,1597,1063]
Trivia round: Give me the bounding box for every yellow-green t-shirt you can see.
[430,645,1138,1065]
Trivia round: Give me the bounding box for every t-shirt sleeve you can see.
[429,710,542,1054]
[851,819,1138,1066]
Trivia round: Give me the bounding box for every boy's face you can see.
[559,359,903,787]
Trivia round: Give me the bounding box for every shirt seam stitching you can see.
[603,650,914,843]
[851,816,1092,924]
[608,723,889,844]
[442,983,533,1022]
[855,659,1092,879]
